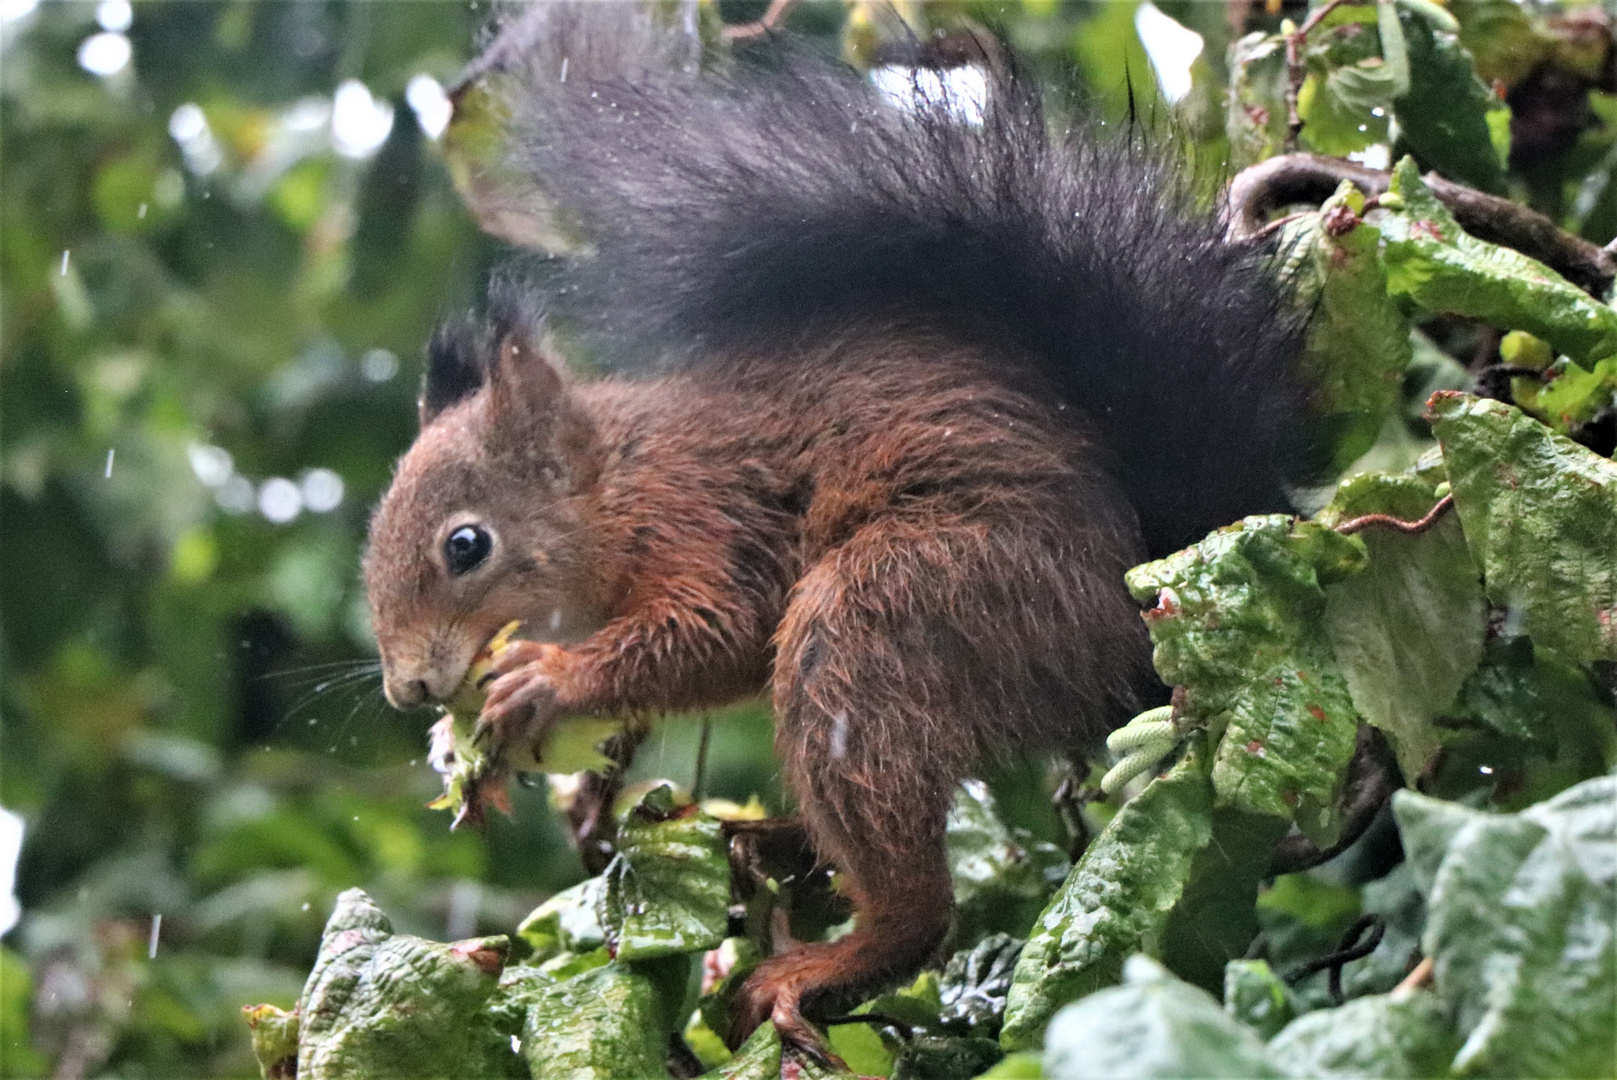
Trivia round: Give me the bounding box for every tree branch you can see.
[1224,153,1617,298]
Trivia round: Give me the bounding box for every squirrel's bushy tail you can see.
[472,4,1308,555]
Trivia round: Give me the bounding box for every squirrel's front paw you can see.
[475,641,567,757]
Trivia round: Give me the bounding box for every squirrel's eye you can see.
[444,525,492,576]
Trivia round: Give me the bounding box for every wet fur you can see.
[366,5,1308,1051]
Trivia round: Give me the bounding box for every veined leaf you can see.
[1428,393,1617,665]
[599,787,729,962]
[1040,956,1281,1079]
[1394,777,1617,1077]
[293,890,508,1080]
[1125,516,1366,841]
[1318,471,1486,781]
[1379,160,1617,367]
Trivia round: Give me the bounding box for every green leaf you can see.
[1266,991,1460,1078]
[294,889,509,1080]
[1428,394,1617,665]
[1394,778,1617,1077]
[599,788,730,962]
[517,876,608,960]
[1280,186,1413,471]
[1318,471,1486,780]
[1393,6,1509,193]
[701,1022,780,1079]
[939,933,1024,1039]
[242,1003,300,1080]
[890,1035,1003,1080]
[1521,356,1617,435]
[1001,753,1213,1049]
[1380,161,1617,367]
[1125,516,1366,841]
[1221,960,1297,1041]
[947,781,1070,946]
[1226,32,1290,168]
[1041,956,1282,1079]
[1297,13,1399,157]
[518,964,670,1080]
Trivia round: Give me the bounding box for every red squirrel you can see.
[363,4,1307,1053]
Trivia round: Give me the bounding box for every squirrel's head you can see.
[363,291,603,710]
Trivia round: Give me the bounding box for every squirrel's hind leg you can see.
[730,525,990,1051]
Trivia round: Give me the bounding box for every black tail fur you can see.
[470,4,1308,556]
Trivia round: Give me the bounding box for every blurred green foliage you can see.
[4,1,1617,1078]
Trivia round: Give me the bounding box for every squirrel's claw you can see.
[728,961,840,1068]
[474,641,563,755]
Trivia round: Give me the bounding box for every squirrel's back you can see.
[467,5,1308,556]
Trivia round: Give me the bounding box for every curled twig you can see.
[1224,154,1617,297]
[1270,724,1401,876]
[1286,913,1388,1005]
[822,1012,917,1040]
[1335,494,1455,536]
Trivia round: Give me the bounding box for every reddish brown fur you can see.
[364,325,1155,1048]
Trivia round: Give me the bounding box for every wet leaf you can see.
[1394,776,1617,1077]
[1125,516,1366,842]
[517,876,608,960]
[1226,32,1289,168]
[1266,991,1459,1078]
[939,933,1024,1038]
[1428,394,1617,665]
[294,889,509,1080]
[1280,186,1412,471]
[1001,753,1213,1049]
[599,787,729,962]
[701,1021,779,1079]
[517,964,669,1080]
[1379,161,1617,367]
[947,781,1070,946]
[1393,6,1510,194]
[1318,471,1486,780]
[1040,956,1281,1079]
[1220,960,1296,1041]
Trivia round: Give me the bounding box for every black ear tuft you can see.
[419,273,551,427]
[420,314,491,426]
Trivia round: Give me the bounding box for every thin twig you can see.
[691,714,713,804]
[1285,913,1387,1005]
[1284,0,1360,150]
[1392,955,1435,996]
[1335,494,1454,536]
[722,0,796,40]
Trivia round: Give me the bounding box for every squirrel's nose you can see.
[383,676,432,710]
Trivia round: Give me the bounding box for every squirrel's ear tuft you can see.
[420,315,489,427]
[483,274,566,424]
